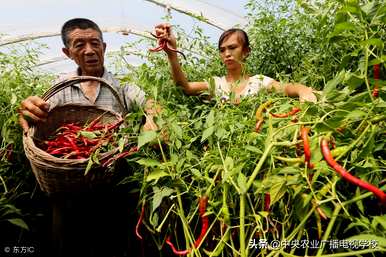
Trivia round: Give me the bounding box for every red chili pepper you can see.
[321,138,386,204]
[101,146,138,167]
[107,118,124,130]
[48,146,72,155]
[255,120,264,133]
[149,33,187,60]
[254,100,273,132]
[149,40,167,52]
[85,114,105,131]
[316,207,328,220]
[270,107,301,118]
[194,195,209,248]
[135,203,145,240]
[264,193,271,212]
[166,236,191,256]
[43,117,124,160]
[300,127,314,169]
[373,64,380,98]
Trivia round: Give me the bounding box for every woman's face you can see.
[219,33,248,70]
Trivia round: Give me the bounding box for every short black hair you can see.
[218,28,250,52]
[61,18,103,47]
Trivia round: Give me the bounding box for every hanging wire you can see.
[193,0,245,19]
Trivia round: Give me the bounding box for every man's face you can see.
[62,28,106,76]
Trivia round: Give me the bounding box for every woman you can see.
[154,24,317,103]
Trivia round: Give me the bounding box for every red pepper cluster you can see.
[149,33,186,60]
[42,115,124,160]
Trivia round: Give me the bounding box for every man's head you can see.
[61,18,106,76]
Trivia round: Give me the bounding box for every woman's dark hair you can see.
[61,18,103,47]
[218,28,250,52]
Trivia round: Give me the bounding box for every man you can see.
[18,18,157,257]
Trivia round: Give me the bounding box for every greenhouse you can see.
[0,0,385,257]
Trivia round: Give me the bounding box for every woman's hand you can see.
[18,96,49,132]
[298,87,317,103]
[273,82,317,103]
[154,23,177,55]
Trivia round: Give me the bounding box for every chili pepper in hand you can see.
[149,33,186,60]
[270,107,300,118]
[321,138,386,204]
[194,195,209,248]
[373,64,380,98]
[300,127,314,169]
[166,236,191,256]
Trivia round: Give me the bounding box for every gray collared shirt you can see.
[48,68,146,114]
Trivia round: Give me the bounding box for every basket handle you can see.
[42,76,127,114]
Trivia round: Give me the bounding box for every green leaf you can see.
[237,173,247,194]
[372,215,386,230]
[361,1,376,16]
[201,126,215,142]
[8,218,29,230]
[323,70,346,99]
[277,166,300,175]
[345,110,367,121]
[215,128,227,139]
[152,186,174,213]
[118,137,125,153]
[175,139,182,149]
[146,168,169,182]
[84,158,93,176]
[138,131,157,148]
[170,123,183,139]
[191,168,202,178]
[137,158,161,167]
[79,131,97,139]
[224,157,234,171]
[205,110,215,127]
[269,178,286,206]
[331,22,357,36]
[10,93,17,105]
[358,125,376,158]
[361,38,384,48]
[244,145,263,154]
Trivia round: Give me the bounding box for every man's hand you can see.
[18,96,49,132]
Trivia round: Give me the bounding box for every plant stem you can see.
[239,194,246,257]
[363,30,375,102]
[0,175,8,193]
[246,140,297,192]
[176,188,194,252]
[246,143,273,191]
[336,123,370,161]
[287,205,316,241]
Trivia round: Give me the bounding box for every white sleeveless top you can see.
[212,74,274,99]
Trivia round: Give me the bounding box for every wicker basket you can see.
[23,76,127,193]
